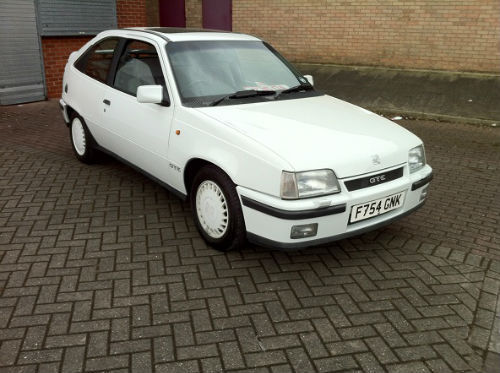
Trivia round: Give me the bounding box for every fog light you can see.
[420,186,429,201]
[290,223,318,239]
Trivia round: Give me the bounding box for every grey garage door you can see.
[0,0,45,105]
[37,0,117,36]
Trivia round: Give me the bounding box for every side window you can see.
[75,38,119,84]
[113,40,166,96]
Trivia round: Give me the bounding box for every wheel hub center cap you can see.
[202,199,217,222]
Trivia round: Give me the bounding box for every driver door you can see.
[100,38,175,183]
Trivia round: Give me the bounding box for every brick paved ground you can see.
[0,101,499,372]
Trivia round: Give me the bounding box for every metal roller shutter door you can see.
[37,0,117,36]
[0,0,45,105]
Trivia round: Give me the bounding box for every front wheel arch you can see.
[184,158,237,198]
[189,164,246,251]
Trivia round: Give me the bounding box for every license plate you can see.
[349,191,406,223]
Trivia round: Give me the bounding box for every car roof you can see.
[124,27,260,42]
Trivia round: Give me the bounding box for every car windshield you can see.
[166,40,308,106]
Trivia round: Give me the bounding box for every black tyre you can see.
[69,114,97,164]
[190,165,246,251]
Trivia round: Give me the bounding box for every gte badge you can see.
[369,174,386,184]
[169,163,181,172]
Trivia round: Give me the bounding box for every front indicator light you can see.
[409,145,426,173]
[281,172,298,199]
[291,223,318,239]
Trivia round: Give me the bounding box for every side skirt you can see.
[68,109,188,201]
[93,144,188,201]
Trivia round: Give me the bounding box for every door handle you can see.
[103,99,111,105]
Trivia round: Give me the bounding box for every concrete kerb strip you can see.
[373,109,499,128]
[296,62,500,126]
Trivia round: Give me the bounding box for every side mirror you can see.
[303,74,314,86]
[137,85,170,106]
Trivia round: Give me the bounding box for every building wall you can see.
[116,0,147,28]
[42,37,92,99]
[43,0,147,99]
[233,0,500,73]
[186,0,202,28]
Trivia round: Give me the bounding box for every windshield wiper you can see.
[274,83,313,100]
[209,89,276,106]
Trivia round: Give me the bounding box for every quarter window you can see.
[75,38,119,83]
[113,40,166,96]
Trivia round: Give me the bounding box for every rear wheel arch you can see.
[66,105,77,125]
[68,109,100,148]
[69,114,97,163]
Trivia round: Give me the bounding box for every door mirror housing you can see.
[137,85,170,106]
[303,74,314,86]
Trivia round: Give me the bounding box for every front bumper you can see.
[238,164,433,249]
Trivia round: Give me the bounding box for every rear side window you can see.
[113,40,166,96]
[75,38,119,83]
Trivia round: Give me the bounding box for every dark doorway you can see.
[202,0,232,31]
[159,0,186,27]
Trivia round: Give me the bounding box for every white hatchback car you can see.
[60,27,433,251]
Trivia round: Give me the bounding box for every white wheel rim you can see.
[196,180,229,239]
[72,118,86,156]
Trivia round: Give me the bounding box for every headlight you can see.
[281,169,340,199]
[409,145,426,173]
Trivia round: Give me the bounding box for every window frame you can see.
[74,37,121,85]
[111,38,168,99]
[73,35,171,106]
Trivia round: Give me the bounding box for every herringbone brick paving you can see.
[0,101,499,372]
